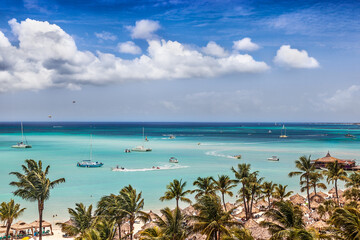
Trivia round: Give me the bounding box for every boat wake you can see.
[112,164,188,172]
[205,151,237,159]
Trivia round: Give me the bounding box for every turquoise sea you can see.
[0,122,359,222]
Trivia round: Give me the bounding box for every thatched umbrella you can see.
[244,219,271,240]
[309,220,328,230]
[310,191,328,199]
[224,202,236,211]
[234,210,246,219]
[310,201,320,209]
[254,200,268,209]
[30,220,53,235]
[183,205,197,216]
[147,211,158,221]
[310,211,321,221]
[141,221,157,230]
[0,226,7,234]
[300,205,311,214]
[310,195,325,204]
[187,233,207,240]
[290,194,306,205]
[11,221,33,236]
[328,187,336,195]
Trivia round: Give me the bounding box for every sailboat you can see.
[12,122,32,148]
[77,135,103,168]
[132,127,152,152]
[279,125,288,138]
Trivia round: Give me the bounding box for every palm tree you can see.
[262,181,277,209]
[192,176,215,199]
[192,194,240,240]
[305,172,326,195]
[288,155,315,209]
[0,199,26,239]
[317,199,336,220]
[81,219,116,240]
[160,179,191,209]
[260,201,313,240]
[322,160,347,206]
[329,206,360,239]
[10,159,65,240]
[139,226,164,240]
[119,185,149,240]
[345,171,360,189]
[231,163,251,219]
[213,175,237,211]
[223,227,254,240]
[96,194,125,239]
[150,207,188,240]
[273,184,293,202]
[57,203,94,239]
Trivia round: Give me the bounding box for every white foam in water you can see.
[112,164,188,172]
[205,151,237,159]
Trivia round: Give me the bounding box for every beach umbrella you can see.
[310,201,320,209]
[290,194,306,205]
[244,219,271,240]
[0,225,7,233]
[254,200,268,209]
[309,220,328,230]
[30,220,53,235]
[182,205,197,216]
[310,211,321,221]
[300,205,311,214]
[310,195,325,204]
[310,191,328,199]
[224,202,237,211]
[11,221,33,236]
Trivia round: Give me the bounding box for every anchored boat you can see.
[12,122,32,148]
[77,135,103,168]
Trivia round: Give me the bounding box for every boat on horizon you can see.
[267,156,279,161]
[12,122,32,148]
[132,127,152,152]
[279,125,288,138]
[77,135,103,168]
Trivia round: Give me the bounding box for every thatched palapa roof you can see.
[290,194,306,205]
[244,219,271,240]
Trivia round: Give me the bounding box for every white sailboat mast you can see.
[21,122,24,142]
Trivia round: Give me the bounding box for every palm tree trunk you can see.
[268,196,271,209]
[314,185,317,195]
[176,198,179,210]
[306,177,311,209]
[222,193,226,211]
[130,218,134,240]
[38,200,44,240]
[241,183,248,219]
[5,221,11,239]
[249,192,255,219]
[335,179,339,206]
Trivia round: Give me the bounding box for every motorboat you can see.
[124,149,131,153]
[77,160,104,168]
[12,122,32,148]
[169,135,176,139]
[132,146,152,152]
[268,130,272,133]
[234,155,242,159]
[345,133,356,138]
[267,156,279,161]
[169,157,178,163]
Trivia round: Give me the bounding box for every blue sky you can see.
[0,0,359,122]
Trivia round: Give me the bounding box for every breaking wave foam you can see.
[112,164,188,172]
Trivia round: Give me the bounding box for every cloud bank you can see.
[0,18,269,92]
[274,45,319,68]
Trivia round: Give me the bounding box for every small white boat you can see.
[12,122,32,148]
[267,156,279,161]
[268,130,272,133]
[132,146,152,152]
[169,157,178,163]
[169,135,176,139]
[234,155,242,159]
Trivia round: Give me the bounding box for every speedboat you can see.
[132,146,152,152]
[268,130,272,133]
[169,157,178,163]
[169,135,176,139]
[267,156,279,161]
[234,155,242,159]
[77,160,104,168]
[345,133,356,138]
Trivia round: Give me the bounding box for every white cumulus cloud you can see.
[274,45,319,68]
[0,18,269,93]
[127,19,160,39]
[117,41,142,54]
[95,31,117,41]
[233,38,259,51]
[316,85,360,112]
[202,41,228,57]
